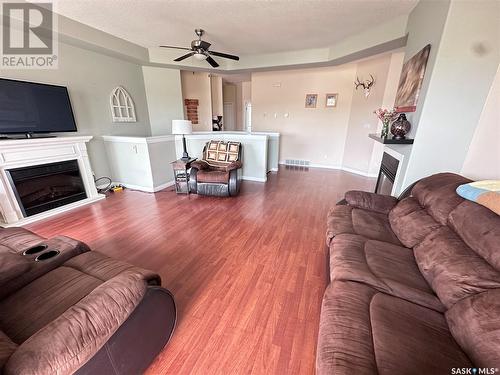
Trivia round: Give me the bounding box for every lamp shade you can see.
[172,120,192,135]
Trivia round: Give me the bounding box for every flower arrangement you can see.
[374,108,398,137]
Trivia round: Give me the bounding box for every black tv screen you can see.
[0,78,77,134]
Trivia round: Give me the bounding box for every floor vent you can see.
[284,159,310,167]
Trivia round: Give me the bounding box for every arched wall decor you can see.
[110,86,137,122]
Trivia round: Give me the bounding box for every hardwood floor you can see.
[26,167,374,375]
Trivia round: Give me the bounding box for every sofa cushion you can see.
[326,205,400,247]
[388,197,442,248]
[0,331,17,372]
[370,292,472,374]
[0,266,102,344]
[446,289,500,368]
[449,200,500,271]
[0,251,161,344]
[63,251,160,285]
[329,234,444,311]
[4,270,149,375]
[414,226,500,309]
[411,172,470,225]
[316,281,471,375]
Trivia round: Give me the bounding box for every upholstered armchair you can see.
[189,140,243,197]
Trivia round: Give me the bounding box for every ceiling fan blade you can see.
[205,55,219,68]
[174,52,195,62]
[159,45,192,51]
[208,51,240,61]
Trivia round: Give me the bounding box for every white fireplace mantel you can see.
[0,135,105,227]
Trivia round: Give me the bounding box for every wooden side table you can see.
[171,158,196,194]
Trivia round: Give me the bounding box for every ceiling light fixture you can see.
[193,52,207,61]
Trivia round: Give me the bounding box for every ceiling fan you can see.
[160,29,240,68]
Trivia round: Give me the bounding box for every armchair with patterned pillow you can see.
[189,140,243,197]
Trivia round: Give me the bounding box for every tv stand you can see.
[0,134,57,140]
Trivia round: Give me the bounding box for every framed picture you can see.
[305,94,317,108]
[394,44,431,112]
[325,93,338,107]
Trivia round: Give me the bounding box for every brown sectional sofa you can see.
[318,173,500,374]
[0,228,176,374]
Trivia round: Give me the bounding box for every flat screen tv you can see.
[0,78,77,135]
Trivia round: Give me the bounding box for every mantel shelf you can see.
[369,133,414,145]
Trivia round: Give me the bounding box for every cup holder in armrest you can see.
[23,244,48,255]
[35,250,60,261]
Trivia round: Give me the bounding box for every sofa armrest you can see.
[5,270,149,375]
[221,160,242,172]
[344,190,398,214]
[191,160,210,170]
[0,236,91,300]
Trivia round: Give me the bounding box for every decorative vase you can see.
[390,113,411,139]
[381,120,390,138]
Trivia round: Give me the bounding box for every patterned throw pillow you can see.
[204,141,240,166]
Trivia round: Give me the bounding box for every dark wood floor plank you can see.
[26,167,374,375]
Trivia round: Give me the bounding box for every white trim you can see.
[0,135,93,148]
[242,176,267,182]
[270,168,279,172]
[308,163,342,170]
[116,180,175,193]
[278,161,378,178]
[180,133,268,141]
[101,135,175,144]
[3,195,105,227]
[341,166,378,178]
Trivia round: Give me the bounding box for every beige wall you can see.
[461,66,500,180]
[251,54,397,172]
[210,75,223,117]
[142,66,184,136]
[342,54,393,174]
[180,71,212,131]
[251,65,357,167]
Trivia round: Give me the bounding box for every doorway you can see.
[223,102,235,130]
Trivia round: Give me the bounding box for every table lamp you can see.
[172,120,193,161]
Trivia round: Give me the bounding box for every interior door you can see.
[223,102,235,130]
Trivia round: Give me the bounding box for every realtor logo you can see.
[1,2,58,69]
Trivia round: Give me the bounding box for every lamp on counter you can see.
[172,120,193,161]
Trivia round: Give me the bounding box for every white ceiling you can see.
[52,0,418,56]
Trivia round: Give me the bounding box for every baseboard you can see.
[116,180,175,193]
[242,176,267,182]
[270,168,279,172]
[152,180,175,192]
[278,161,377,178]
[341,167,378,178]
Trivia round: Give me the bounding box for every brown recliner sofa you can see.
[189,140,242,197]
[318,173,500,374]
[0,228,176,375]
